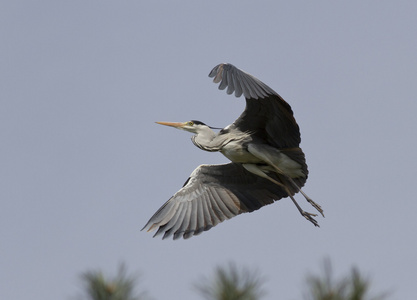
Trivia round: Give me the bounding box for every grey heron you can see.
[142,63,323,240]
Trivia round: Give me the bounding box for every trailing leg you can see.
[247,144,324,217]
[242,164,319,227]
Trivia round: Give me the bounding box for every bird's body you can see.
[198,128,256,163]
[142,63,323,240]
[221,138,259,164]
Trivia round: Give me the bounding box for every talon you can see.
[301,211,320,227]
[306,197,324,217]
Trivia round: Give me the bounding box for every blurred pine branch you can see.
[77,260,389,300]
[303,259,388,300]
[194,263,265,300]
[80,264,147,300]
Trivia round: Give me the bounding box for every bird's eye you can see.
[187,121,194,126]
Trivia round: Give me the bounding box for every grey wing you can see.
[209,63,278,99]
[209,63,301,148]
[142,163,289,240]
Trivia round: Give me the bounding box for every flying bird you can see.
[142,63,323,240]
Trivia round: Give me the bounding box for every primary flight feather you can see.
[142,63,323,240]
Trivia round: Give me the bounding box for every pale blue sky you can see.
[1,1,417,299]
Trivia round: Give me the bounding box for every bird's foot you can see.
[306,197,324,217]
[301,210,320,227]
[298,189,324,217]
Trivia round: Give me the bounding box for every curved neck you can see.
[191,127,220,152]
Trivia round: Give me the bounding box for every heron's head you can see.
[156,120,214,134]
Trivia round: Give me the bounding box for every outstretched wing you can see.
[142,163,294,240]
[209,63,301,149]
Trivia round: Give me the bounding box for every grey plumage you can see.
[209,63,277,99]
[144,164,290,240]
[142,63,323,240]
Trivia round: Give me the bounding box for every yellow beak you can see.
[155,121,187,129]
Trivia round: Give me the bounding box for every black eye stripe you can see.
[190,120,206,126]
